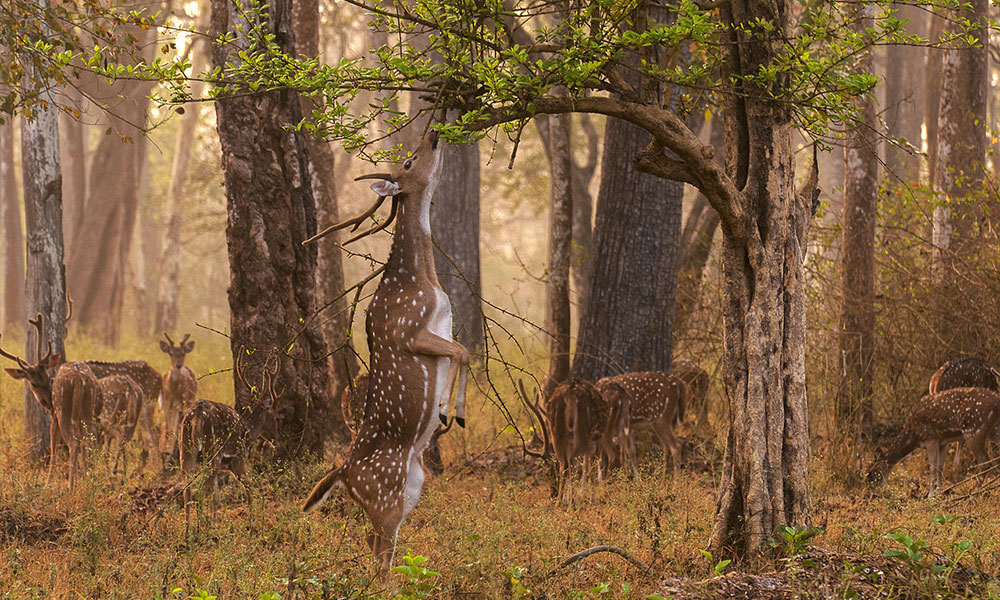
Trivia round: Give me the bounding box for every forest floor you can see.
[3,361,1000,598]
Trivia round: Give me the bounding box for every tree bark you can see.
[570,115,683,380]
[431,139,484,353]
[570,114,598,295]
[212,0,333,454]
[925,13,946,185]
[58,88,86,255]
[1,119,24,327]
[20,74,68,462]
[543,106,573,395]
[708,0,812,555]
[292,0,357,442]
[836,5,878,433]
[883,3,924,180]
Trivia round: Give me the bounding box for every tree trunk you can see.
[1,119,24,327]
[708,0,812,555]
[570,116,683,380]
[58,88,86,255]
[292,0,357,442]
[65,27,154,343]
[570,114,599,295]
[543,106,573,395]
[836,6,878,434]
[431,138,484,353]
[212,0,333,454]
[925,13,946,185]
[154,46,206,335]
[20,75,68,462]
[884,3,924,180]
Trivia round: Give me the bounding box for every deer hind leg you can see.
[366,502,404,582]
[925,442,944,497]
[655,421,682,478]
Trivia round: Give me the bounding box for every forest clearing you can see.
[4,0,1000,598]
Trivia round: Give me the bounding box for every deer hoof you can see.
[456,416,466,428]
[439,414,448,425]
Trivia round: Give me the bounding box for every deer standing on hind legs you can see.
[301,132,470,581]
[1,315,103,488]
[160,333,197,462]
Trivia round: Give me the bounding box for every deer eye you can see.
[404,159,413,170]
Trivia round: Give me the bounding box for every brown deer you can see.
[97,374,145,476]
[341,372,451,475]
[302,133,470,580]
[160,333,197,458]
[866,387,1000,496]
[86,360,160,463]
[179,349,277,534]
[1,315,103,488]
[670,359,710,429]
[595,372,686,477]
[926,357,999,469]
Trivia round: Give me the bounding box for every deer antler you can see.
[65,290,73,323]
[518,378,551,459]
[163,332,175,347]
[0,333,28,368]
[181,333,191,346]
[27,314,52,364]
[302,191,390,245]
[342,196,399,246]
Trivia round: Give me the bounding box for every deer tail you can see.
[302,465,347,513]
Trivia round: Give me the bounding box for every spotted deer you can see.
[160,333,197,457]
[341,373,450,476]
[595,371,686,477]
[301,133,470,579]
[179,349,277,534]
[1,315,103,488]
[97,374,145,476]
[926,357,999,469]
[866,387,1000,496]
[86,360,160,462]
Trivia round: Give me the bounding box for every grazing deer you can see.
[341,372,451,476]
[1,315,103,488]
[179,350,277,535]
[595,372,686,477]
[866,387,1000,496]
[302,133,470,580]
[926,357,999,469]
[160,333,197,458]
[86,360,160,463]
[670,359,710,429]
[97,374,145,476]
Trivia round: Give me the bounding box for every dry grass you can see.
[2,342,1000,599]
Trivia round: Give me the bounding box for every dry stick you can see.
[937,455,1000,496]
[556,545,654,576]
[945,473,1000,505]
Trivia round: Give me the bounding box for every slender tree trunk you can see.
[20,73,68,462]
[292,0,357,442]
[58,88,86,254]
[212,0,333,454]
[570,114,599,295]
[708,0,812,555]
[925,13,946,185]
[543,106,573,395]
[431,137,484,354]
[884,3,924,180]
[1,119,24,327]
[570,115,683,380]
[836,6,878,434]
[154,47,206,335]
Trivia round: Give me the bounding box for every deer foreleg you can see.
[46,416,58,486]
[406,329,469,426]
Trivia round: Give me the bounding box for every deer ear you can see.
[5,368,25,380]
[159,341,170,353]
[370,180,401,197]
[184,341,195,353]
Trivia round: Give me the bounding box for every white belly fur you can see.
[428,286,453,416]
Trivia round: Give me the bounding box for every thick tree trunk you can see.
[154,47,206,335]
[431,139,484,353]
[543,108,573,395]
[708,0,811,555]
[836,7,878,433]
[884,3,924,180]
[292,0,357,442]
[20,81,68,462]
[570,116,683,380]
[212,0,333,454]
[1,119,24,327]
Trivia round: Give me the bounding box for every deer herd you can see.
[4,135,1000,580]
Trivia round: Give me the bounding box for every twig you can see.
[556,545,654,575]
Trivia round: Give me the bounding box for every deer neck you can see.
[241,402,270,443]
[384,189,439,287]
